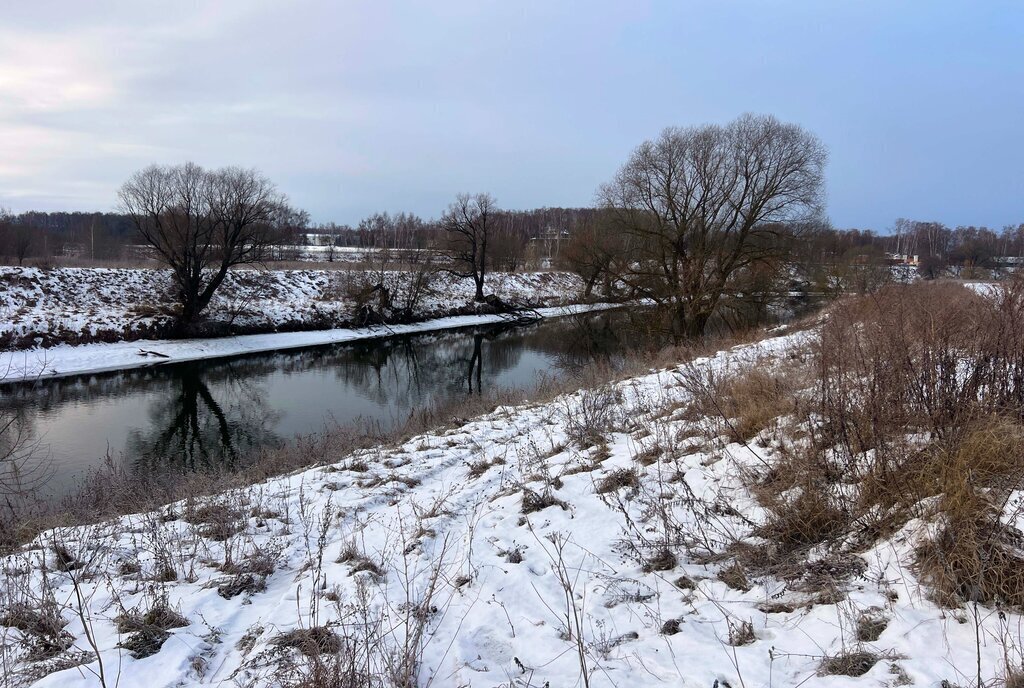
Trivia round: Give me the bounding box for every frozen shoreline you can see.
[0,302,619,384]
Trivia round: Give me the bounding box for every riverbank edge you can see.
[0,302,621,384]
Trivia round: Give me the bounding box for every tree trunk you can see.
[178,279,203,329]
[474,273,485,302]
[684,311,711,338]
[177,266,231,329]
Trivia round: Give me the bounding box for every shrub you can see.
[729,281,1024,608]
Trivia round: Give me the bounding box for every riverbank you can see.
[0,266,587,349]
[3,287,1017,687]
[0,302,618,383]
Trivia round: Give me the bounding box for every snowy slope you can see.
[0,267,586,349]
[1,328,1010,687]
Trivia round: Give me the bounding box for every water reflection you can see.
[0,312,628,491]
[126,366,283,473]
[0,300,817,494]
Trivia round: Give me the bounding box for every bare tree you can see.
[440,193,497,302]
[488,221,529,272]
[599,113,827,337]
[0,210,35,266]
[11,225,35,266]
[119,163,298,329]
[558,211,631,297]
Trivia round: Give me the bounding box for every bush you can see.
[719,281,1024,608]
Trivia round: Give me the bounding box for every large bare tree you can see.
[119,163,295,329]
[440,192,497,302]
[600,113,827,337]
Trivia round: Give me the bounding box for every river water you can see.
[0,297,822,498]
[0,310,636,495]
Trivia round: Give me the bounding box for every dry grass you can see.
[680,361,802,445]
[1003,666,1024,688]
[0,602,73,661]
[718,562,751,592]
[818,649,881,677]
[596,468,638,494]
[718,368,798,442]
[217,573,268,599]
[855,609,888,642]
[114,599,189,659]
[755,466,849,558]
[641,547,677,573]
[909,417,1024,606]
[182,501,246,541]
[727,619,756,646]
[272,626,344,657]
[689,279,1024,610]
[521,488,568,514]
[335,542,384,578]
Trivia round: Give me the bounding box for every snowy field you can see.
[0,267,585,350]
[0,325,1010,687]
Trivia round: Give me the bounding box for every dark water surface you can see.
[0,311,637,495]
[1,297,821,498]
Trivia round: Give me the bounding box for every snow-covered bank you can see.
[2,325,1015,687]
[0,266,586,349]
[0,303,618,383]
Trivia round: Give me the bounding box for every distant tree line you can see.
[0,209,138,263]
[786,220,1024,281]
[5,206,1018,278]
[306,206,602,273]
[4,112,1023,337]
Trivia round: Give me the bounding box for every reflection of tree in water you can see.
[0,353,287,412]
[467,333,483,393]
[523,304,801,372]
[526,313,627,370]
[0,407,51,504]
[5,310,674,486]
[326,324,526,406]
[127,363,283,473]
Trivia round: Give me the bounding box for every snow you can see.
[0,267,587,349]
[1,326,1012,687]
[963,281,1000,297]
[0,303,619,383]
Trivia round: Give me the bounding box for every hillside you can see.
[5,282,1024,687]
[0,267,585,350]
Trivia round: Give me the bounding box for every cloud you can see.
[0,33,117,114]
[0,1,1021,227]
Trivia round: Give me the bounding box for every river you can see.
[0,310,636,496]
[0,296,822,500]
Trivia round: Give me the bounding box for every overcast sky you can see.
[1,1,1021,230]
